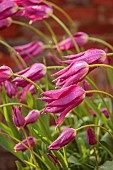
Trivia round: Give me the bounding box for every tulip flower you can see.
[12,63,46,87]
[13,41,44,62]
[41,84,85,127]
[64,49,106,65]
[3,80,17,98]
[0,1,18,20]
[12,106,25,129]
[14,136,36,152]
[0,65,13,83]
[25,110,40,125]
[52,61,89,88]
[48,128,76,150]
[16,2,53,24]
[54,32,89,51]
[13,0,42,6]
[89,110,97,117]
[0,17,12,30]
[100,108,109,119]
[86,127,97,146]
[82,80,93,97]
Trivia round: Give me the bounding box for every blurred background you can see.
[0,0,113,169]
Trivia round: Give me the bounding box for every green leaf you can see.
[0,122,11,134]
[26,91,34,109]
[98,160,113,170]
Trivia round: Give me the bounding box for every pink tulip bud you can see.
[52,61,89,88]
[40,84,85,127]
[100,108,109,119]
[86,127,97,146]
[25,110,40,125]
[3,80,16,98]
[0,17,12,30]
[12,63,46,87]
[0,65,13,83]
[47,153,58,165]
[13,41,44,62]
[14,136,36,152]
[48,128,76,150]
[82,80,93,97]
[12,106,25,129]
[54,32,89,51]
[0,1,18,20]
[89,110,97,117]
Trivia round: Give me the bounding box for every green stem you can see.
[106,53,113,56]
[93,147,98,170]
[51,14,80,53]
[0,40,27,69]
[0,103,31,109]
[43,0,77,31]
[85,90,113,99]
[13,73,43,93]
[12,20,49,42]
[43,20,63,56]
[22,128,39,170]
[88,37,113,51]
[63,147,68,168]
[47,66,65,70]
[76,124,113,139]
[89,63,113,70]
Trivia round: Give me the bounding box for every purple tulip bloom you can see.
[82,80,93,97]
[14,136,36,152]
[0,1,18,20]
[100,108,109,119]
[16,2,53,24]
[0,65,13,83]
[3,80,17,98]
[12,106,25,129]
[86,127,97,146]
[63,49,106,65]
[13,41,44,62]
[52,61,89,88]
[48,128,76,150]
[54,32,89,51]
[25,110,40,125]
[13,0,42,6]
[12,63,46,87]
[47,153,58,165]
[40,85,85,127]
[0,17,12,30]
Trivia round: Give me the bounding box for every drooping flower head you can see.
[86,127,97,146]
[0,1,18,20]
[82,79,93,97]
[48,128,76,150]
[54,32,89,51]
[52,61,89,88]
[15,2,53,24]
[13,0,42,6]
[100,108,109,119]
[13,41,44,62]
[14,136,36,152]
[40,84,85,127]
[0,65,13,83]
[3,80,17,98]
[25,109,40,126]
[0,17,12,30]
[12,63,46,87]
[12,106,25,129]
[47,153,58,165]
[64,49,106,65]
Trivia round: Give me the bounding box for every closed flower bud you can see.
[0,17,12,30]
[86,127,97,146]
[0,1,18,20]
[16,2,53,24]
[13,41,44,62]
[14,0,42,6]
[64,49,106,66]
[82,80,93,97]
[89,110,96,117]
[14,136,36,152]
[0,65,13,83]
[12,106,25,129]
[25,110,40,125]
[12,63,46,87]
[52,61,89,88]
[48,128,76,150]
[100,108,109,119]
[3,80,16,98]
[47,153,58,165]
[40,84,85,127]
[54,32,89,51]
